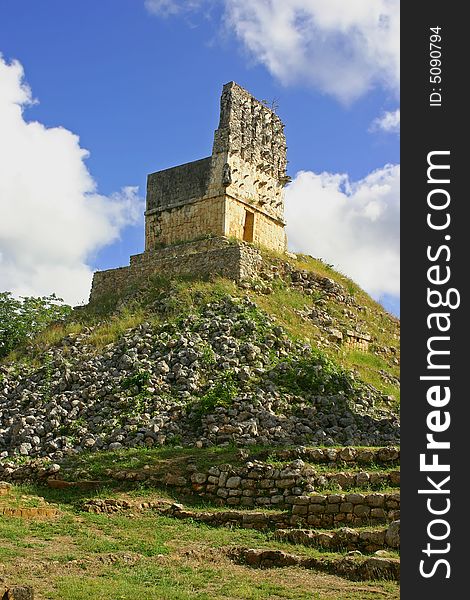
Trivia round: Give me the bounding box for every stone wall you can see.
[160,461,400,527]
[214,82,288,188]
[262,446,399,464]
[223,154,285,224]
[146,157,213,212]
[229,548,400,582]
[345,331,371,351]
[225,196,287,253]
[89,238,262,303]
[274,524,400,552]
[212,82,287,251]
[145,196,226,249]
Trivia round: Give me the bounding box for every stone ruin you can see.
[90,82,289,302]
[146,81,289,252]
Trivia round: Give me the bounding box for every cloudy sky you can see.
[0,0,399,314]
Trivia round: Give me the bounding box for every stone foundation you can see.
[166,464,400,527]
[229,548,400,581]
[82,456,400,527]
[89,82,290,301]
[89,237,262,304]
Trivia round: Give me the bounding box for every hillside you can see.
[0,250,400,599]
[1,251,399,458]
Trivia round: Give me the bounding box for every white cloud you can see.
[144,0,202,16]
[0,57,143,306]
[285,164,400,298]
[145,1,399,103]
[224,0,399,104]
[371,108,400,133]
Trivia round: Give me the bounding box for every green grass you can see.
[56,444,253,481]
[43,444,400,487]
[342,350,400,405]
[51,574,399,600]
[85,307,147,350]
[0,516,30,541]
[0,480,400,599]
[20,321,85,357]
[52,567,339,600]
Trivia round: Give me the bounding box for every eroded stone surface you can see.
[90,82,290,303]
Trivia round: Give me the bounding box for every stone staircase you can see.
[2,446,400,581]
[79,445,400,581]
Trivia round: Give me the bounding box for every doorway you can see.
[243,210,255,242]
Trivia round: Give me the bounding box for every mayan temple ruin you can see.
[90,82,290,302]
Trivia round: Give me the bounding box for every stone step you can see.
[297,469,400,491]
[274,521,400,552]
[43,463,400,497]
[95,464,401,486]
[288,492,399,528]
[83,497,173,514]
[83,497,292,529]
[156,458,400,507]
[226,546,400,581]
[83,491,400,529]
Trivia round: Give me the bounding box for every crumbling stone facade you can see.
[145,81,288,252]
[89,82,289,303]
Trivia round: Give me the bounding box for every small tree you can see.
[260,97,280,113]
[0,292,72,358]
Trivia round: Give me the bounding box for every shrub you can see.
[197,371,239,414]
[121,370,152,393]
[0,292,72,358]
[272,351,357,397]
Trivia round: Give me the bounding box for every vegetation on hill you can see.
[0,252,399,462]
[2,251,400,408]
[0,292,72,359]
[0,251,400,598]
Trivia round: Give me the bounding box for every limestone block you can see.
[353,505,371,517]
[226,476,241,488]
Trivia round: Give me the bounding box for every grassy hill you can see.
[0,249,400,599]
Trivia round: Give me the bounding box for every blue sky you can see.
[0,0,400,315]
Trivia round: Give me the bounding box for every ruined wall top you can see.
[146,82,289,220]
[213,81,288,184]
